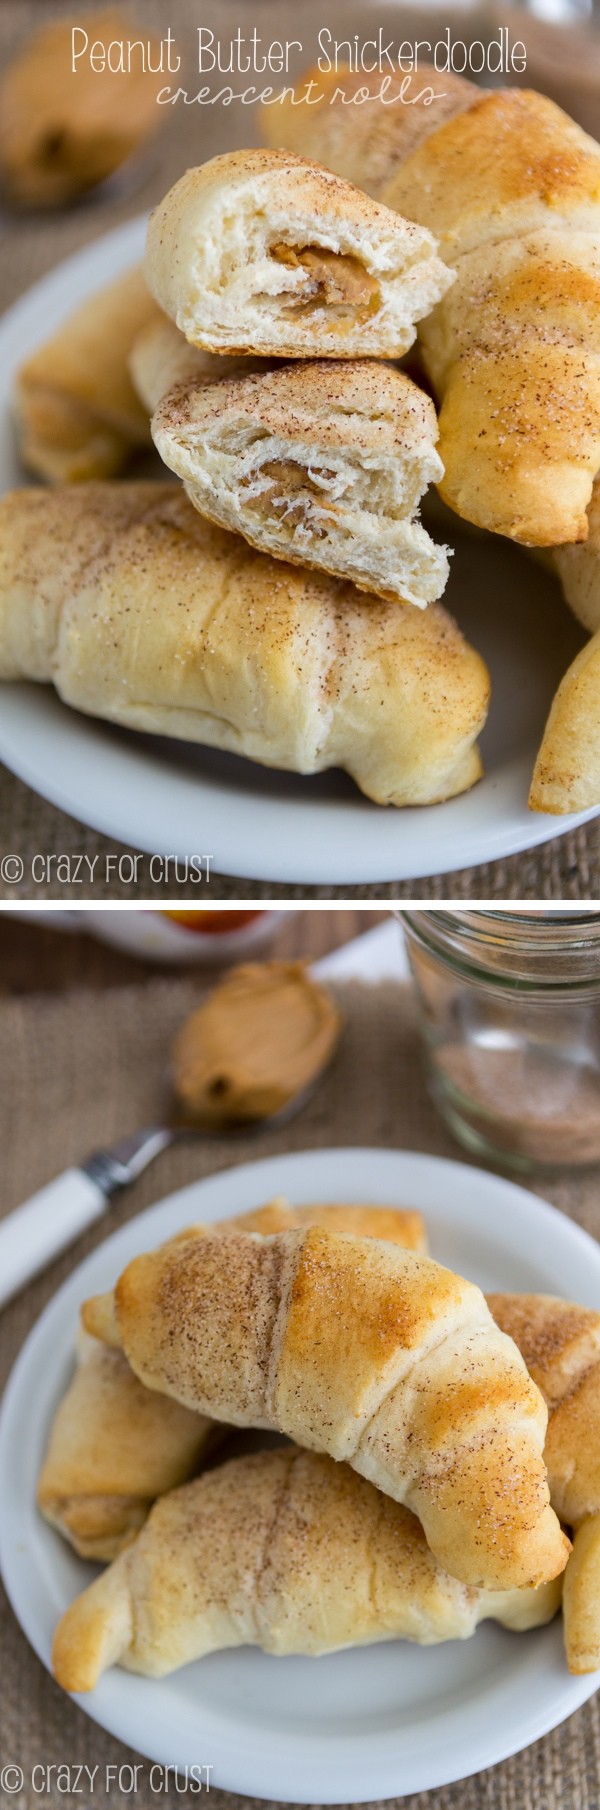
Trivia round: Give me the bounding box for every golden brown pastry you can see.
[487,1293,600,1532]
[83,1198,429,1350]
[40,1201,425,1562]
[151,359,450,607]
[82,1226,569,1591]
[172,962,340,1124]
[221,1198,428,1252]
[488,1292,600,1672]
[37,1331,215,1562]
[52,1447,562,1692]
[552,480,600,637]
[382,89,600,547]
[261,63,477,200]
[529,629,600,813]
[128,314,264,415]
[144,148,454,361]
[529,479,600,812]
[0,10,163,208]
[13,268,160,483]
[0,484,489,809]
[562,1516,600,1674]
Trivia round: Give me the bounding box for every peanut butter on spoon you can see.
[171,962,341,1126]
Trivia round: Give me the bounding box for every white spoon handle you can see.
[0,1170,106,1309]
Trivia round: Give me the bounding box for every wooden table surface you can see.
[0,909,386,994]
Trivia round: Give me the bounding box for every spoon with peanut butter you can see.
[171,961,340,1127]
[0,963,341,1309]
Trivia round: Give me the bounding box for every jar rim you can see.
[399,910,600,989]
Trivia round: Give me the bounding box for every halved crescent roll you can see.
[0,483,489,808]
[152,360,450,607]
[144,148,454,360]
[132,319,449,605]
[52,1448,562,1692]
[13,267,160,484]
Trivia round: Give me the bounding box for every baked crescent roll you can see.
[85,1197,428,1345]
[261,64,477,200]
[529,627,600,813]
[382,90,600,546]
[562,1516,600,1674]
[151,360,450,608]
[266,75,600,546]
[128,314,265,416]
[52,1447,562,1692]
[37,1332,216,1562]
[40,1201,425,1563]
[488,1292,600,1671]
[0,9,162,209]
[487,1293,600,1534]
[229,1198,427,1250]
[529,479,600,811]
[552,480,600,637]
[0,484,489,808]
[13,268,160,484]
[144,148,454,361]
[82,1226,569,1591]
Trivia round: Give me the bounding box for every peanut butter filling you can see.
[171,961,341,1126]
[244,459,337,529]
[271,243,381,319]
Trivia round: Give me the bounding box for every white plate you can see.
[0,220,596,885]
[1,1146,600,1802]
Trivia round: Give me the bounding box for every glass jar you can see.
[402,911,600,1174]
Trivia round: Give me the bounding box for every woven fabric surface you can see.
[1,974,600,1808]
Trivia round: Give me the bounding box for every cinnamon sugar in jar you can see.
[403,911,600,1174]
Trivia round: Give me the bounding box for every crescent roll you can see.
[0,483,489,808]
[552,480,600,637]
[151,360,450,608]
[82,1226,569,1591]
[13,267,160,484]
[382,89,600,547]
[261,64,477,201]
[37,1332,215,1562]
[0,9,162,210]
[144,148,454,361]
[40,1202,425,1563]
[529,627,600,813]
[129,313,265,415]
[488,1292,600,1672]
[528,479,600,811]
[270,76,600,546]
[52,1448,562,1693]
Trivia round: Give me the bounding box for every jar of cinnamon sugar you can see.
[403,911,600,1174]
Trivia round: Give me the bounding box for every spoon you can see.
[0,1083,320,1313]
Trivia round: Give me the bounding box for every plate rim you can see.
[1,1145,600,1803]
[0,221,597,885]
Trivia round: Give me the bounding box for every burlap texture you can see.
[1,975,600,1808]
[1,0,600,900]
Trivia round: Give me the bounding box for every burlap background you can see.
[1,0,600,900]
[1,973,600,1808]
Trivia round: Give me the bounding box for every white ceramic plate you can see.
[0,220,596,884]
[1,1146,600,1802]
